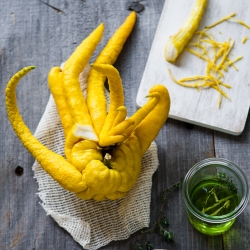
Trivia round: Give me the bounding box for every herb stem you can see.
[130,179,182,249]
[202,194,235,213]
[210,200,231,216]
[212,189,219,202]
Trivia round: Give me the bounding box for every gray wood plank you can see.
[214,115,250,250]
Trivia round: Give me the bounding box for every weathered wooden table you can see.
[1,1,249,249]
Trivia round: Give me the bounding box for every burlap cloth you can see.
[32,65,159,249]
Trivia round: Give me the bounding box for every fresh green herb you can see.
[129,179,183,250]
[216,172,237,194]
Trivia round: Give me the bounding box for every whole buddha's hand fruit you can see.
[5,12,171,201]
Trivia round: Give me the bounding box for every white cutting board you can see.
[137,0,250,135]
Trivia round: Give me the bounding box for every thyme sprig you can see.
[216,172,237,194]
[129,179,183,250]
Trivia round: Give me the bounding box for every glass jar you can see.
[182,158,249,235]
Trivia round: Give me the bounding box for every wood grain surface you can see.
[0,0,249,249]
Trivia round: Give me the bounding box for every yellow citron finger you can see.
[92,64,124,128]
[112,106,127,128]
[48,67,73,138]
[87,11,136,136]
[70,140,103,172]
[63,23,104,127]
[91,63,125,147]
[165,0,207,62]
[5,67,86,193]
[65,123,99,162]
[122,92,160,136]
[108,119,135,136]
[100,135,126,146]
[76,159,123,201]
[133,85,171,155]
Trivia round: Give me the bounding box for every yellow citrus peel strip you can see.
[204,12,236,29]
[242,36,248,44]
[164,0,207,62]
[230,18,250,29]
[168,11,250,108]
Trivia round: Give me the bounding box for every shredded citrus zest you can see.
[168,12,249,108]
[216,39,234,70]
[230,18,250,29]
[242,36,248,44]
[168,68,230,92]
[205,12,236,29]
[217,93,223,107]
[224,56,243,68]
[185,48,210,62]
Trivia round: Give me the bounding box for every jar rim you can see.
[182,158,249,223]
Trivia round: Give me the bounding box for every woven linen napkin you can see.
[32,65,159,250]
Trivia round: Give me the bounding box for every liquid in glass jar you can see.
[182,158,249,235]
